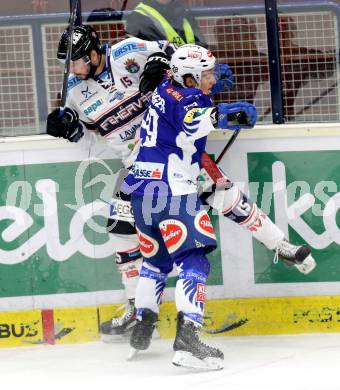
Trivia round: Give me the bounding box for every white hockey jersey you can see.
[65,38,168,167]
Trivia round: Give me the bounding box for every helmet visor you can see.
[58,55,91,70]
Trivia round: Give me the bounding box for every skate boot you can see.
[100,299,136,342]
[172,312,224,371]
[274,239,316,274]
[128,308,158,359]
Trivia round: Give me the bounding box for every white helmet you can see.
[170,44,216,87]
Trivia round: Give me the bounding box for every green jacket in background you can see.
[125,0,207,48]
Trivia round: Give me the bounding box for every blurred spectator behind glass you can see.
[212,17,269,110]
[125,0,207,48]
[279,16,336,121]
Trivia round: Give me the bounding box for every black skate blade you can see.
[101,332,130,343]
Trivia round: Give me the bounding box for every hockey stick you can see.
[120,0,128,11]
[60,0,79,111]
[203,318,248,334]
[215,128,241,165]
[199,126,245,202]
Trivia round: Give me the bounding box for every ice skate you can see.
[128,308,158,359]
[100,299,136,342]
[274,239,316,274]
[172,312,224,371]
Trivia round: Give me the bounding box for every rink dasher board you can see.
[1,296,340,347]
[0,125,340,348]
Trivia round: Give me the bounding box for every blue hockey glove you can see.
[217,102,257,130]
[211,64,234,94]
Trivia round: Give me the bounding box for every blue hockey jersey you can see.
[124,78,216,196]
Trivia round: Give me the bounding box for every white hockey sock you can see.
[116,256,143,299]
[135,262,168,315]
[206,187,284,250]
[175,271,207,326]
[240,205,284,250]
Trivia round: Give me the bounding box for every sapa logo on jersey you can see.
[136,228,159,258]
[194,210,216,240]
[132,162,164,180]
[159,219,187,254]
[196,283,206,302]
[84,99,103,116]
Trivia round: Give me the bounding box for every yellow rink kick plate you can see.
[1,296,340,347]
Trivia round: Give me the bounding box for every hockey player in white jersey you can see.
[46,25,171,340]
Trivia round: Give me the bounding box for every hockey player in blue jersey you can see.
[138,51,316,276]
[123,44,260,370]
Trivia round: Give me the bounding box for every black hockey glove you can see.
[46,107,84,143]
[139,52,170,94]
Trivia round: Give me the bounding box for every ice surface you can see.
[1,333,340,390]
